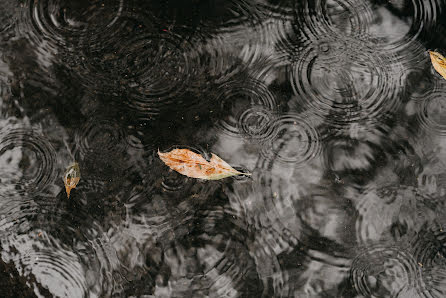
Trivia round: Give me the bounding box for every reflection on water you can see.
[0,0,446,296]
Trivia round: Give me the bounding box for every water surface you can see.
[1,0,446,297]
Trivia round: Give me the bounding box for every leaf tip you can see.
[65,185,71,199]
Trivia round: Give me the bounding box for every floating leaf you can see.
[158,148,250,180]
[63,162,80,198]
[429,50,446,80]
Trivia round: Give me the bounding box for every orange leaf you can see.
[429,51,446,80]
[63,162,80,198]
[158,148,250,180]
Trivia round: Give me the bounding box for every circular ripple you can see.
[411,226,446,268]
[291,37,400,128]
[248,169,350,269]
[8,243,87,297]
[158,206,268,297]
[261,114,321,166]
[353,185,439,245]
[0,191,119,296]
[351,246,423,297]
[75,117,129,158]
[214,79,277,136]
[0,128,56,195]
[293,0,372,38]
[123,36,192,115]
[417,91,446,136]
[19,0,124,52]
[405,223,446,297]
[74,32,192,117]
[160,169,198,194]
[238,106,275,140]
[422,266,446,298]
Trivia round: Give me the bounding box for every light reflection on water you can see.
[0,0,446,297]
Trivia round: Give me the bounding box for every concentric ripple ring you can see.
[0,128,56,195]
[291,37,400,128]
[351,246,423,297]
[261,114,321,166]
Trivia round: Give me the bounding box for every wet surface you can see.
[0,0,446,297]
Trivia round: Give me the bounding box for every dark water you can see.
[0,0,446,297]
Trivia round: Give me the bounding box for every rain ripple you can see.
[290,37,401,129]
[238,106,274,140]
[19,0,123,50]
[155,206,264,297]
[73,31,194,118]
[416,91,446,136]
[0,127,56,196]
[2,238,87,298]
[260,114,321,167]
[215,79,277,137]
[75,116,129,158]
[0,191,119,297]
[353,185,438,245]
[412,226,446,298]
[351,245,423,297]
[293,0,372,38]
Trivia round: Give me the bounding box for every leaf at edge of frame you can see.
[429,50,446,81]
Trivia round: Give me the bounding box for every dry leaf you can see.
[429,51,446,80]
[63,162,80,198]
[158,148,250,180]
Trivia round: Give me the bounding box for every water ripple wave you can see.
[290,37,401,129]
[351,245,423,297]
[0,127,56,196]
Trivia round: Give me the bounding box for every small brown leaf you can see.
[429,51,446,80]
[158,148,250,180]
[63,162,80,198]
